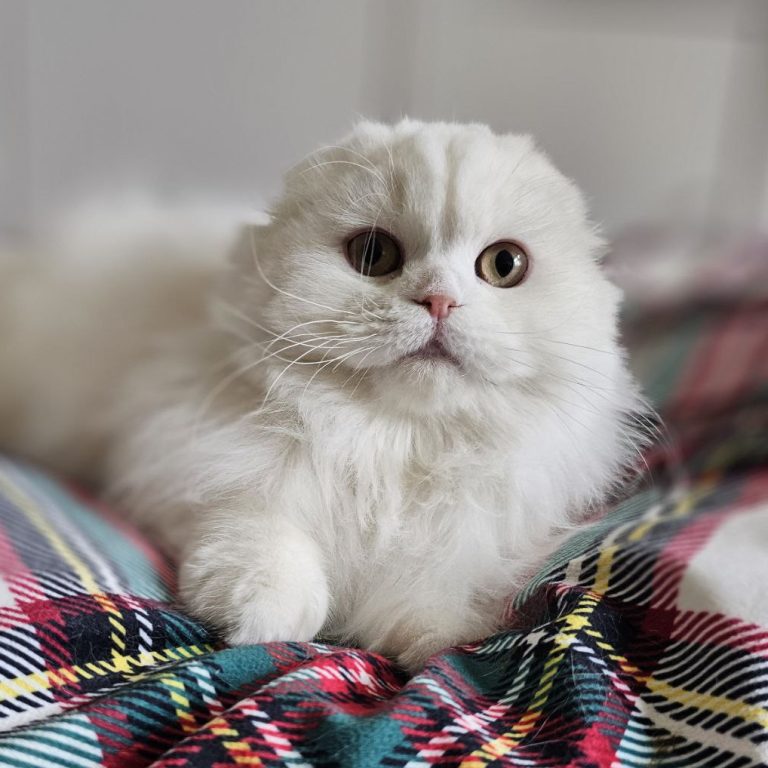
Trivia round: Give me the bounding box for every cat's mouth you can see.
[402,337,460,366]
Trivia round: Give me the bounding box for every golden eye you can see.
[345,229,403,277]
[475,241,529,288]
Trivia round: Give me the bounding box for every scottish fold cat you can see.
[0,120,644,669]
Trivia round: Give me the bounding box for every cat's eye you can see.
[475,242,529,288]
[345,229,403,277]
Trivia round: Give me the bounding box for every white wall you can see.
[21,0,384,222]
[1,0,767,235]
[0,0,27,235]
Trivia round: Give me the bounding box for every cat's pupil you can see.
[364,237,383,268]
[495,249,515,277]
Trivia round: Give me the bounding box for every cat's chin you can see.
[401,338,461,367]
[369,357,477,415]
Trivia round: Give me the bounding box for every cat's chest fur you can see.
[257,393,570,648]
[272,392,548,595]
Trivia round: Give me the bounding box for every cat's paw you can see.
[223,566,329,645]
[179,521,329,644]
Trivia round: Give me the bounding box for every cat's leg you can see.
[354,574,503,672]
[179,511,329,645]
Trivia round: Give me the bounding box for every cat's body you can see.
[0,120,644,669]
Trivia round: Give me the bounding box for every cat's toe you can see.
[225,579,328,645]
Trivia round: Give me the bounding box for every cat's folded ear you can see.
[228,220,270,271]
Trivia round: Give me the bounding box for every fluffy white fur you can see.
[0,120,644,670]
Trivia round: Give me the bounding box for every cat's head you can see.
[226,119,627,417]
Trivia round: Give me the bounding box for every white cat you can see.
[0,120,644,670]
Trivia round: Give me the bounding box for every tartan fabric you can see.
[2,458,768,766]
[1,245,767,765]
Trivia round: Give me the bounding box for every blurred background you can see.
[1,0,768,241]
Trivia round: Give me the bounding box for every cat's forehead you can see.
[283,120,588,250]
[389,126,538,237]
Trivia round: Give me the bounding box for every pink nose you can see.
[415,293,458,320]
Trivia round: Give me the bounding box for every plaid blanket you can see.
[1,241,767,766]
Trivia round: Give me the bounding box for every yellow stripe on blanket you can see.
[0,645,213,702]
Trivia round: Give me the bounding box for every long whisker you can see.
[301,158,389,189]
[217,302,372,349]
[494,346,617,393]
[491,330,616,356]
[197,334,373,425]
[260,340,369,406]
[260,325,366,357]
[297,351,348,410]
[329,344,378,374]
[344,344,384,397]
[312,144,392,189]
[355,193,391,317]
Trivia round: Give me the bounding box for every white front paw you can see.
[224,566,329,645]
[179,522,329,644]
